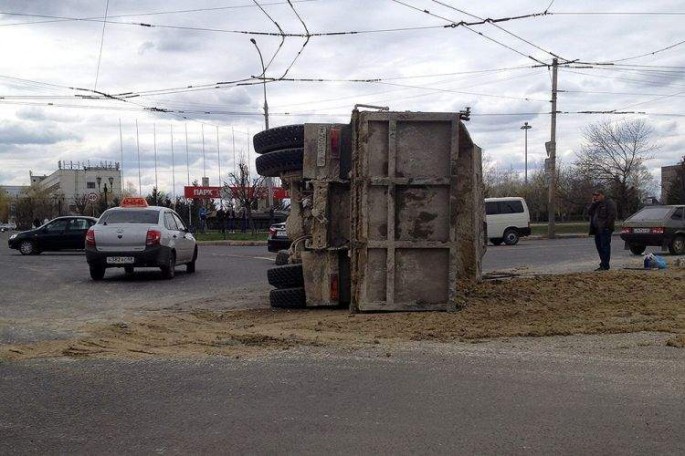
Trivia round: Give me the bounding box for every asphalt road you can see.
[0,233,661,343]
[1,232,682,455]
[1,341,682,455]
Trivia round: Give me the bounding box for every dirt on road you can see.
[1,269,683,361]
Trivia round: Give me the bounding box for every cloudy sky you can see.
[0,0,682,197]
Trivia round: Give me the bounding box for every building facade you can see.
[661,164,680,202]
[31,161,122,209]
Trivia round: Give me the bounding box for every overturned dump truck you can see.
[255,108,485,312]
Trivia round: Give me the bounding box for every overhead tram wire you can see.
[1,98,680,118]
[0,9,552,40]
[562,68,685,90]
[278,0,311,79]
[0,1,319,26]
[93,0,111,92]
[252,0,286,73]
[431,0,567,62]
[389,0,551,65]
[605,39,685,64]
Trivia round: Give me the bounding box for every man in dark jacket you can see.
[588,188,618,271]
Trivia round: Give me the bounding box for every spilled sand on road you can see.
[1,269,683,361]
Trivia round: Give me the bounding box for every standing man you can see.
[216,206,226,235]
[588,188,617,271]
[199,206,207,234]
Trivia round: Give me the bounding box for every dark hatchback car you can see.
[267,222,291,252]
[620,205,685,255]
[8,216,98,255]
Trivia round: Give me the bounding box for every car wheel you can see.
[124,266,134,275]
[269,287,306,309]
[628,243,646,255]
[19,241,36,255]
[268,264,304,289]
[490,238,503,246]
[275,249,290,266]
[186,247,198,273]
[503,229,519,245]
[253,124,304,154]
[669,235,685,255]
[161,251,176,279]
[90,266,106,281]
[255,148,303,177]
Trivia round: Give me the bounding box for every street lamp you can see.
[520,122,532,185]
[250,38,274,209]
[108,177,114,206]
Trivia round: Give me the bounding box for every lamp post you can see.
[108,176,114,206]
[103,183,108,209]
[250,38,273,209]
[95,176,102,215]
[520,122,532,185]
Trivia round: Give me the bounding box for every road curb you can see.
[198,240,268,246]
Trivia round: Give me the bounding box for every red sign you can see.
[120,197,148,208]
[184,186,221,199]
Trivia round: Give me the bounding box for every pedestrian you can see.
[240,206,247,233]
[588,188,617,271]
[199,206,207,234]
[216,206,225,235]
[33,218,41,228]
[227,206,235,233]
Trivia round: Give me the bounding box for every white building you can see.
[31,161,122,209]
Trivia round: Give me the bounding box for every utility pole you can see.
[251,38,273,209]
[520,121,532,185]
[547,58,559,239]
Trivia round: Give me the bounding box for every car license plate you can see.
[107,256,134,264]
[633,228,650,234]
[276,229,287,238]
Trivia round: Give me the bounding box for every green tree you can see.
[0,187,10,222]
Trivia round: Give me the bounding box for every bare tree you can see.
[575,119,657,218]
[226,163,266,233]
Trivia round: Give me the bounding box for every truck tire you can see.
[275,249,290,265]
[490,238,503,246]
[270,287,306,309]
[268,264,304,288]
[256,148,303,177]
[253,124,304,154]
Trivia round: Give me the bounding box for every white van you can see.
[485,197,531,245]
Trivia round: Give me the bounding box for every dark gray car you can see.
[620,205,685,255]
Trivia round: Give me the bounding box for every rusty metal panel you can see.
[351,111,483,312]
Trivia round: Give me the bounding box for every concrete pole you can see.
[548,58,558,239]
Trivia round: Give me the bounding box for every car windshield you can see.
[627,207,672,222]
[99,210,159,224]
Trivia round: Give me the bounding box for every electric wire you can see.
[606,39,685,63]
[93,0,110,91]
[431,0,565,61]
